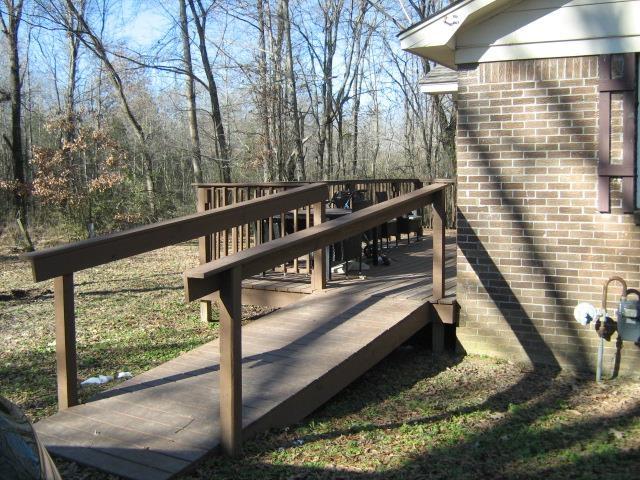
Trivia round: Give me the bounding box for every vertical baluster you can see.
[305,204,311,274]
[244,187,250,249]
[232,188,238,254]
[213,188,219,260]
[238,188,244,251]
[222,188,228,257]
[268,187,274,271]
[257,189,263,248]
[311,201,326,291]
[280,201,287,273]
[197,188,213,322]
[293,207,299,273]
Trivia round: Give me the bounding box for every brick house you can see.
[400,0,640,376]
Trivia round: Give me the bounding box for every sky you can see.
[109,0,172,49]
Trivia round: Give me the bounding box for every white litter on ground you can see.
[117,372,133,379]
[80,375,113,387]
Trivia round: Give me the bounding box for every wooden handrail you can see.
[23,183,329,282]
[184,182,448,301]
[193,178,422,188]
[23,182,329,413]
[183,181,449,456]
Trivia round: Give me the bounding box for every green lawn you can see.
[1,242,639,479]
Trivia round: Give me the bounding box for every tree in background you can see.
[0,1,27,229]
[0,0,458,244]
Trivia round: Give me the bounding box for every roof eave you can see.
[404,45,457,70]
[399,0,508,65]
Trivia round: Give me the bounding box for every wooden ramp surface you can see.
[35,239,456,480]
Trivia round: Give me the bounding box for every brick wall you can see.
[456,56,640,376]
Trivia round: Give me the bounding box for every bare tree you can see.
[256,0,274,181]
[60,0,157,211]
[179,0,203,183]
[1,0,27,224]
[282,0,305,180]
[187,0,231,183]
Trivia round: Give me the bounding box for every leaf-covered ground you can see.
[2,241,639,480]
[181,352,639,480]
[0,241,267,421]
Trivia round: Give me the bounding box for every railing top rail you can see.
[184,182,449,302]
[193,178,423,188]
[24,183,329,282]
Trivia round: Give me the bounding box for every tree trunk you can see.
[63,0,156,212]
[281,0,304,180]
[2,1,27,224]
[256,0,273,181]
[179,0,203,183]
[188,0,231,183]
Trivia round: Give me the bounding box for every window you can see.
[597,53,636,214]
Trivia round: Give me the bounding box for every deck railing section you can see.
[195,179,422,267]
[22,183,330,411]
[183,181,451,456]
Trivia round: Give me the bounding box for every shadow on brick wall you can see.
[457,210,590,372]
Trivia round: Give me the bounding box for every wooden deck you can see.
[34,237,456,480]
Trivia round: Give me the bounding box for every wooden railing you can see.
[22,183,330,411]
[195,179,422,266]
[183,181,451,455]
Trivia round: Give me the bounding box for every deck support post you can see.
[432,189,446,301]
[312,201,327,291]
[54,274,78,410]
[219,266,242,456]
[431,310,445,354]
[197,187,214,322]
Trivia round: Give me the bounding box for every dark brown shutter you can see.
[598,54,637,213]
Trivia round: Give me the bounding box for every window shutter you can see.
[597,53,637,213]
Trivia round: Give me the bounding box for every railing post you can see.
[311,201,326,291]
[432,189,446,301]
[197,187,213,322]
[54,274,78,410]
[219,266,242,456]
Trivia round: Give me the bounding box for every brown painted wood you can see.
[54,274,78,410]
[185,183,449,301]
[432,189,445,301]
[218,266,242,456]
[311,201,326,291]
[24,183,329,282]
[197,188,213,322]
[35,239,456,480]
[598,53,637,214]
[431,302,459,326]
[238,288,308,308]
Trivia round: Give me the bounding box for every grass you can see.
[2,238,639,479]
[0,241,267,421]
[181,352,640,480]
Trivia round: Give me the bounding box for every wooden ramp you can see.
[34,239,456,480]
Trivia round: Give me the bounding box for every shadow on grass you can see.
[0,337,216,417]
[180,344,638,480]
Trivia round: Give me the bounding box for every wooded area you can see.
[0,0,456,243]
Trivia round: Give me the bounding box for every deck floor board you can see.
[35,238,456,479]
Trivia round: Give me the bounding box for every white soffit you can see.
[399,0,511,68]
[455,0,640,64]
[401,0,640,66]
